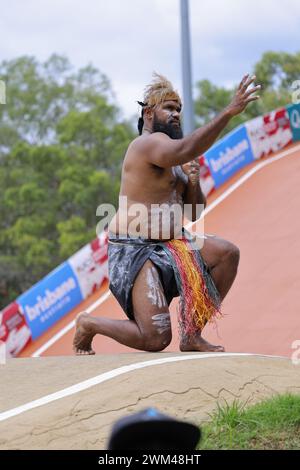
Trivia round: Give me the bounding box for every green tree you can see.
[194,50,300,137]
[0,55,113,147]
[0,55,134,309]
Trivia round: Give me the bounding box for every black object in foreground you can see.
[107,407,201,450]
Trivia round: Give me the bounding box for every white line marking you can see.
[198,144,300,218]
[31,143,300,357]
[0,353,286,422]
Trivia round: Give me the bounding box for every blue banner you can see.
[286,104,300,142]
[17,262,83,340]
[204,125,254,188]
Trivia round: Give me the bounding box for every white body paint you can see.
[151,313,171,335]
[146,266,167,308]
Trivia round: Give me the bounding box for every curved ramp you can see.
[20,143,300,358]
[1,353,300,449]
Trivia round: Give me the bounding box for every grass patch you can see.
[199,394,300,450]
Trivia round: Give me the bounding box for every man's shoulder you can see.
[130,132,170,150]
[125,133,172,168]
[123,136,151,167]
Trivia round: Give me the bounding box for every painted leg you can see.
[73,260,172,355]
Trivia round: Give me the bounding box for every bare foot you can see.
[180,335,225,353]
[73,312,96,355]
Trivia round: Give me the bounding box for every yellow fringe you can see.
[168,239,216,331]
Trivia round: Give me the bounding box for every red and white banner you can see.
[198,155,216,196]
[245,107,292,160]
[68,231,109,299]
[0,301,31,358]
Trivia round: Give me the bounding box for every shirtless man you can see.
[73,73,260,355]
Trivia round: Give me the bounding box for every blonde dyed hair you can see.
[143,73,182,108]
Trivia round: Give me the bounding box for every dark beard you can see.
[152,114,183,139]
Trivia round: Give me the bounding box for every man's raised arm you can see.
[141,74,260,168]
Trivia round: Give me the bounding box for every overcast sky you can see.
[1,0,300,119]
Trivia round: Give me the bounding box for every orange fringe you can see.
[166,238,220,335]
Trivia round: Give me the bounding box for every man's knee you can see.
[224,242,240,268]
[143,330,172,352]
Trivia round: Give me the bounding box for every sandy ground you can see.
[1,353,300,449]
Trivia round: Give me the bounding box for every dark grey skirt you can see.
[108,235,179,320]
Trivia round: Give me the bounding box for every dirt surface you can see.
[1,353,300,449]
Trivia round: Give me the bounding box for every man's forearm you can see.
[179,108,232,162]
[148,75,260,168]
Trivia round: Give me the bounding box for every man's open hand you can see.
[226,74,261,117]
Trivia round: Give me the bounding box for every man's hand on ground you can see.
[226,74,261,117]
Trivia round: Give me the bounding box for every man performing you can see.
[73,73,260,355]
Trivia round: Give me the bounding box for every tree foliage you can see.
[0,55,134,308]
[194,51,300,136]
